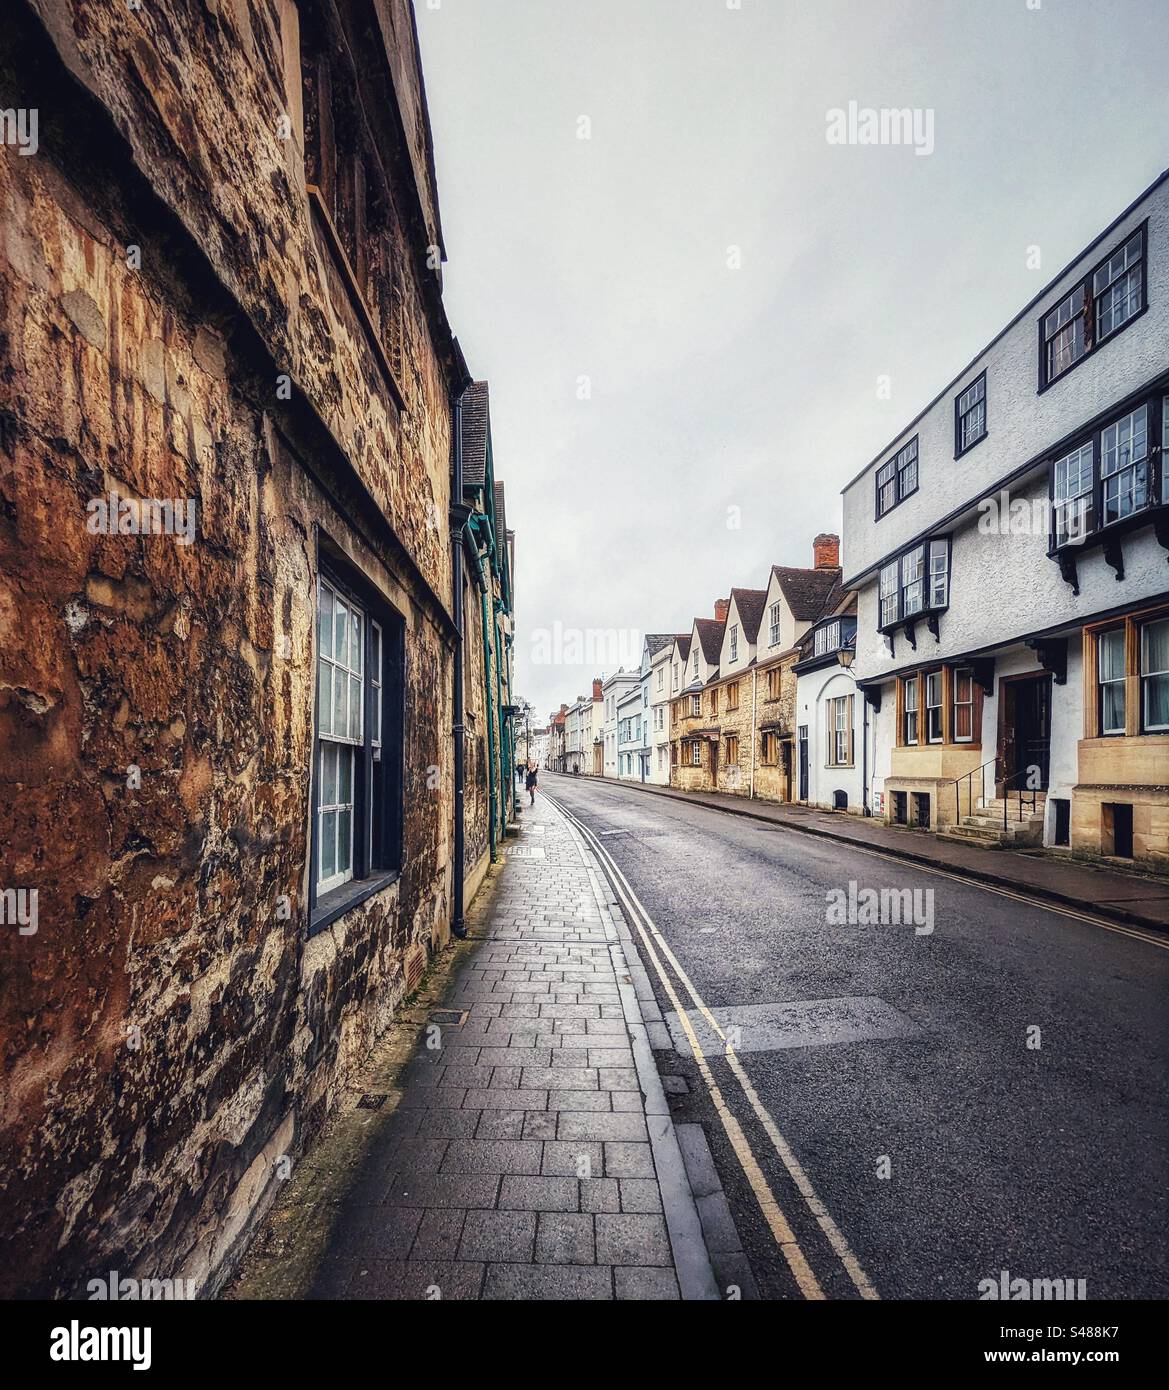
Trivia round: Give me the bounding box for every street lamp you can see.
[836,638,856,670]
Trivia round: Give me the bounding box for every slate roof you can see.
[452,380,490,492]
[728,587,768,644]
[645,633,675,657]
[693,617,725,664]
[770,565,843,621]
[675,633,692,661]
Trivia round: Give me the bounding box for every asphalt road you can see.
[543,773,1169,1301]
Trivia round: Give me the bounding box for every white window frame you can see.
[317,577,365,895]
[1140,617,1169,734]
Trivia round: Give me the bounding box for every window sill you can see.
[954,431,988,461]
[310,868,400,936]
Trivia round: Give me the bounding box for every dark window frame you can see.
[878,536,951,633]
[310,545,405,935]
[1047,392,1164,554]
[875,434,919,519]
[1037,223,1148,394]
[954,370,988,458]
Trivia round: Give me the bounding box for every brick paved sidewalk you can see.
[232,790,718,1301]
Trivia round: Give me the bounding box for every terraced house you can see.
[842,170,1169,866]
[0,0,515,1298]
[671,602,727,790]
[749,539,844,803]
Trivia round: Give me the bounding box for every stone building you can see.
[670,603,727,790]
[0,0,511,1298]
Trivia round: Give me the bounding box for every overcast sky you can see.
[416,0,1169,722]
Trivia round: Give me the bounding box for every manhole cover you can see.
[428,1009,468,1028]
[356,1094,388,1109]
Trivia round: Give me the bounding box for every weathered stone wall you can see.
[713,676,753,797]
[754,657,798,803]
[0,0,462,1298]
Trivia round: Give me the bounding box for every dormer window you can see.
[814,621,840,657]
[768,602,780,647]
[692,651,698,678]
[878,538,949,631]
[729,624,738,661]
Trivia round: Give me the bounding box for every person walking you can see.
[525,761,538,806]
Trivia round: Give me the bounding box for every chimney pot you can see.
[813,533,840,570]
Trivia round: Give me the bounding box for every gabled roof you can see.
[645,633,675,657]
[728,587,767,644]
[675,633,692,661]
[770,565,843,621]
[693,617,725,664]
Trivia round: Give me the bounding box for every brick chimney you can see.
[592,678,603,700]
[813,533,840,570]
[713,598,730,623]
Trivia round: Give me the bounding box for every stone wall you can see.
[0,0,465,1298]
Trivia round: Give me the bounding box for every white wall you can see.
[795,665,867,813]
[843,179,1169,583]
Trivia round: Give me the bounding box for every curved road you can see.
[543,773,1169,1301]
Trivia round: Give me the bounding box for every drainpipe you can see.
[450,355,473,938]
[467,514,498,860]
[749,667,758,799]
[862,688,872,817]
[493,599,508,829]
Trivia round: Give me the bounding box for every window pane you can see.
[335,597,349,665]
[1102,683,1126,734]
[334,667,348,736]
[318,584,333,655]
[318,660,332,737]
[351,611,363,675]
[1146,675,1169,732]
[349,674,362,739]
[321,741,337,806]
[1099,629,1125,682]
[1142,619,1169,677]
[320,809,336,880]
[337,809,352,875]
[338,744,352,805]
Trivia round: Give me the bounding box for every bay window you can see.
[878,538,950,631]
[1101,405,1149,525]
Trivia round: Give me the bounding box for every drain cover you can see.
[428,1009,468,1027]
[356,1094,388,1109]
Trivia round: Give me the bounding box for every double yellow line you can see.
[549,792,879,1302]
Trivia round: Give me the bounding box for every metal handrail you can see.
[999,765,1040,830]
[946,756,998,824]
